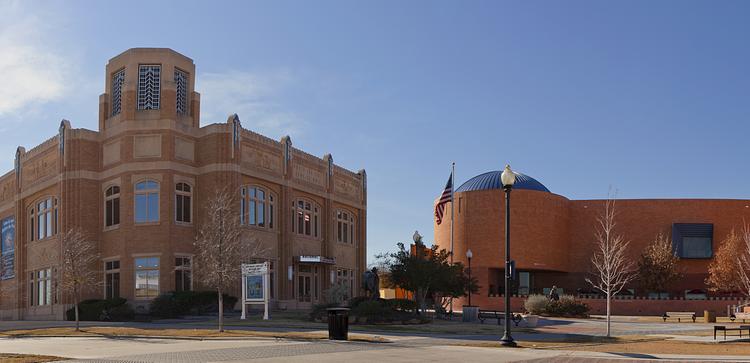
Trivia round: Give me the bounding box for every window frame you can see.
[240,185,276,230]
[134,256,160,299]
[137,64,161,110]
[175,68,189,115]
[110,68,125,116]
[291,198,321,239]
[28,197,58,242]
[175,182,193,225]
[336,209,357,245]
[104,259,121,299]
[174,255,193,292]
[104,185,121,229]
[134,180,160,224]
[29,268,53,306]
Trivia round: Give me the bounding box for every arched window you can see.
[175,183,192,224]
[291,199,320,238]
[336,209,356,244]
[29,197,58,241]
[240,186,275,229]
[105,186,120,227]
[135,180,159,223]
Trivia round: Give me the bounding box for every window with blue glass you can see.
[135,180,159,223]
[672,223,713,259]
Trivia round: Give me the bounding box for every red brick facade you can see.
[435,180,750,311]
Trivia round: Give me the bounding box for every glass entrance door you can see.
[298,275,311,302]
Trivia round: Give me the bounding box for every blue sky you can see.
[1,1,749,262]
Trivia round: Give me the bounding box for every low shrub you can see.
[387,298,417,312]
[524,294,548,315]
[149,291,238,318]
[309,302,339,322]
[523,294,589,317]
[65,298,132,321]
[545,295,589,317]
[347,296,370,309]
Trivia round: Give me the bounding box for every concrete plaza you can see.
[0,316,748,362]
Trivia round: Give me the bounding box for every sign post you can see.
[241,262,269,320]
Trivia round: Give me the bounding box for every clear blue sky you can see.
[1,1,749,263]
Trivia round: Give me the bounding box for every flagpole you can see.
[450,162,455,263]
[450,162,455,316]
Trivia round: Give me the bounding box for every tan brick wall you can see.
[0,48,367,320]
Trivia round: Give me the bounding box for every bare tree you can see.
[737,224,750,297]
[60,228,100,331]
[585,191,636,337]
[193,188,265,332]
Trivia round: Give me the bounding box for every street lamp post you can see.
[500,164,517,347]
[466,249,473,306]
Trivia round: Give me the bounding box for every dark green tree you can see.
[377,234,478,315]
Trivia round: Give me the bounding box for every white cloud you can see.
[0,1,69,117]
[197,70,308,138]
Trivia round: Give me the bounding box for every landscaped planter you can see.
[520,314,539,327]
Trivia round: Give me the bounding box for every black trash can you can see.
[326,307,350,340]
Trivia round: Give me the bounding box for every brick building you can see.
[0,48,367,320]
[435,170,750,310]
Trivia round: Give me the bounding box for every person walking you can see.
[548,285,560,301]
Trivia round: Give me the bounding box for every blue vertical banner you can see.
[1,217,15,280]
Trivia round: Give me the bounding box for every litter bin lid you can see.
[326,307,351,312]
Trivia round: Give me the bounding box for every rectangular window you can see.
[30,268,52,306]
[673,223,713,259]
[111,69,125,116]
[137,65,161,110]
[176,194,191,223]
[175,256,192,292]
[105,261,120,299]
[135,257,160,298]
[175,69,188,115]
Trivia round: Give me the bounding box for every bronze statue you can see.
[362,267,380,300]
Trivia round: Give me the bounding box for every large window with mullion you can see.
[135,257,160,299]
[105,186,120,228]
[135,180,159,224]
[240,186,275,229]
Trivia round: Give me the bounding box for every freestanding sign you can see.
[241,262,269,320]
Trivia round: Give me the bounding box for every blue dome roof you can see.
[456,170,550,193]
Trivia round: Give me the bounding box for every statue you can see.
[362,267,381,300]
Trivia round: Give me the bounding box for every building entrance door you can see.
[296,264,318,304]
[298,275,311,302]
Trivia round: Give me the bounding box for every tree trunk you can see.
[74,296,80,332]
[606,291,611,337]
[218,288,224,333]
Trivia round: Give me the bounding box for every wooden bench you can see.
[662,311,696,322]
[478,310,523,326]
[714,325,750,340]
[730,312,750,323]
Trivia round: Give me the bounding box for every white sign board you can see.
[241,262,270,320]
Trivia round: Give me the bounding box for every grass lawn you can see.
[457,335,750,356]
[0,327,385,343]
[0,353,65,362]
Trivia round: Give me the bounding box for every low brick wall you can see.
[473,296,745,317]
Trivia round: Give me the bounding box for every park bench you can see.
[662,311,696,322]
[730,312,750,323]
[478,310,523,326]
[714,325,750,340]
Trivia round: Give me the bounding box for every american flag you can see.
[434,173,453,225]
